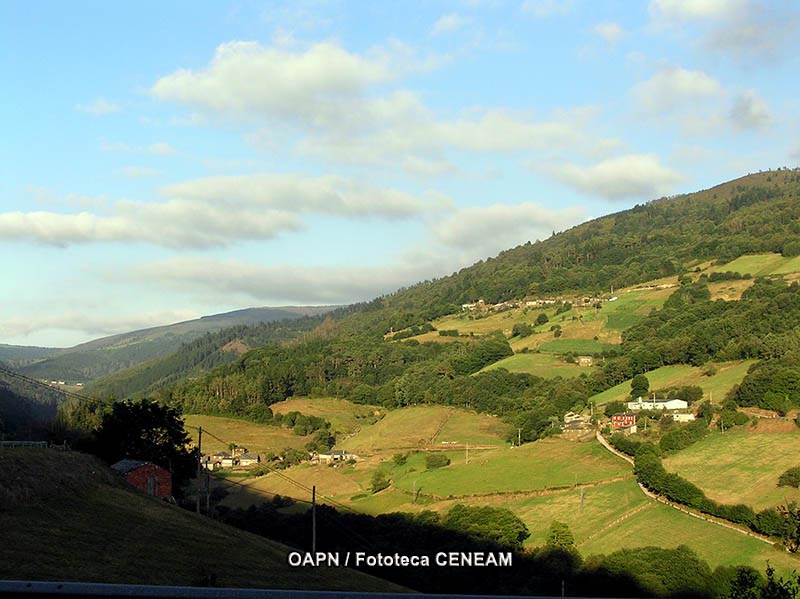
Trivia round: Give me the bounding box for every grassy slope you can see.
[582,501,800,576]
[479,352,587,378]
[184,414,310,454]
[0,449,401,591]
[388,439,630,497]
[663,430,800,510]
[589,361,755,406]
[268,397,379,435]
[337,406,453,453]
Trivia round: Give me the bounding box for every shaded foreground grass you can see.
[0,449,402,591]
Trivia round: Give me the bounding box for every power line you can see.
[199,425,359,514]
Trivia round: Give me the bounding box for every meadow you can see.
[663,429,800,510]
[581,500,800,576]
[479,351,587,378]
[388,438,630,497]
[268,397,379,435]
[588,361,755,406]
[184,414,309,454]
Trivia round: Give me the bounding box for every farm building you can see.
[318,450,354,464]
[627,397,688,411]
[239,453,261,467]
[611,413,637,434]
[111,459,172,499]
[577,356,594,367]
[671,413,696,423]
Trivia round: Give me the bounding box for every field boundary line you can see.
[428,408,455,445]
[577,502,653,547]
[595,431,776,546]
[395,474,633,502]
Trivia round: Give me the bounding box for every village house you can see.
[318,449,354,464]
[671,413,696,423]
[611,413,638,434]
[577,356,594,367]
[111,459,172,499]
[238,453,261,467]
[627,397,688,411]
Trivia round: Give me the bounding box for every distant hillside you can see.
[0,364,64,439]
[371,170,800,326]
[81,315,336,401]
[14,305,336,384]
[0,448,403,591]
[0,344,62,369]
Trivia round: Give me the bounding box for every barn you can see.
[111,459,172,499]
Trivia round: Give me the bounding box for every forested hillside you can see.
[76,171,800,444]
[15,305,336,384]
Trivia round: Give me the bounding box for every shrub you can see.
[425,453,451,469]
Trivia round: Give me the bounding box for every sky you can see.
[1,0,799,348]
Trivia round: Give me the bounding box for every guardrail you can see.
[0,581,600,599]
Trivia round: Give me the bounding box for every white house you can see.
[627,397,688,411]
[671,413,696,423]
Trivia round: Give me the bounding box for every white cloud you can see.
[633,66,724,115]
[116,166,160,178]
[0,175,445,248]
[100,141,177,155]
[76,97,121,115]
[162,174,451,219]
[433,13,469,34]
[0,309,202,340]
[547,154,683,200]
[650,0,799,62]
[433,203,588,254]
[593,22,624,44]
[649,0,743,20]
[520,0,573,18]
[730,90,772,130]
[148,142,176,155]
[151,41,392,128]
[128,257,443,305]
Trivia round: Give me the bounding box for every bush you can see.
[370,471,390,494]
[535,312,549,325]
[779,467,800,488]
[425,453,451,469]
[392,452,408,466]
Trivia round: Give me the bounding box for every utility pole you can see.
[196,426,202,514]
[465,442,469,465]
[311,485,317,554]
[580,487,585,513]
[518,428,522,447]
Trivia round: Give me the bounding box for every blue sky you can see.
[1,0,798,347]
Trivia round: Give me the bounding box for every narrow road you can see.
[595,431,775,546]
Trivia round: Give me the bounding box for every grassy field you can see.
[268,397,379,435]
[479,352,588,378]
[708,253,789,277]
[389,438,630,497]
[538,339,619,354]
[588,361,754,406]
[581,500,800,576]
[220,462,365,508]
[184,414,309,454]
[0,449,400,591]
[663,430,800,510]
[432,410,511,446]
[337,405,512,453]
[503,478,648,546]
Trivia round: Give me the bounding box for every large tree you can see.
[91,399,197,489]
